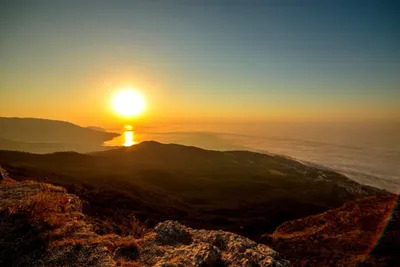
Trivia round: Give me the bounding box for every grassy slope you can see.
[263,195,399,266]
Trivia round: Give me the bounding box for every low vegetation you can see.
[0,179,141,266]
[262,195,400,266]
[0,178,289,266]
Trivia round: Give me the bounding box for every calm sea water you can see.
[107,123,400,193]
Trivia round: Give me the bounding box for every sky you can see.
[1,0,399,128]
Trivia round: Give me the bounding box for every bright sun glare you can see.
[112,89,145,117]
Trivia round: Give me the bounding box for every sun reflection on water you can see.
[123,125,136,147]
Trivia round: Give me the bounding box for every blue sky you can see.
[1,0,399,125]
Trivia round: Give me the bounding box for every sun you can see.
[112,89,145,117]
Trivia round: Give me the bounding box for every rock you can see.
[212,233,227,250]
[113,245,140,261]
[154,220,193,245]
[137,221,290,266]
[154,243,221,267]
[43,245,114,267]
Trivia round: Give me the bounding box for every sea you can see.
[106,122,400,193]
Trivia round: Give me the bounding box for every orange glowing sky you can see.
[0,1,399,128]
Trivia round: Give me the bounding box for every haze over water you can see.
[107,122,400,193]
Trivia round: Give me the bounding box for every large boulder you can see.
[135,220,290,266]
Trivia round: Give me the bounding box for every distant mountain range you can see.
[86,126,107,132]
[0,117,119,153]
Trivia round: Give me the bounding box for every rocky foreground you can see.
[1,165,398,266]
[0,173,289,266]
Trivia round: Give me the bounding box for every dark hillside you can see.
[0,117,119,153]
[0,141,389,238]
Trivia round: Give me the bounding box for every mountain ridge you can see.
[0,117,119,153]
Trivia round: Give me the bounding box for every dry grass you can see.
[29,192,71,215]
[130,217,149,238]
[37,182,67,192]
[0,177,17,186]
[26,191,142,255]
[1,181,143,266]
[0,184,89,266]
[52,234,140,252]
[167,257,183,264]
[21,192,82,232]
[115,259,142,267]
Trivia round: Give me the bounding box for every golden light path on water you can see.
[123,125,136,147]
